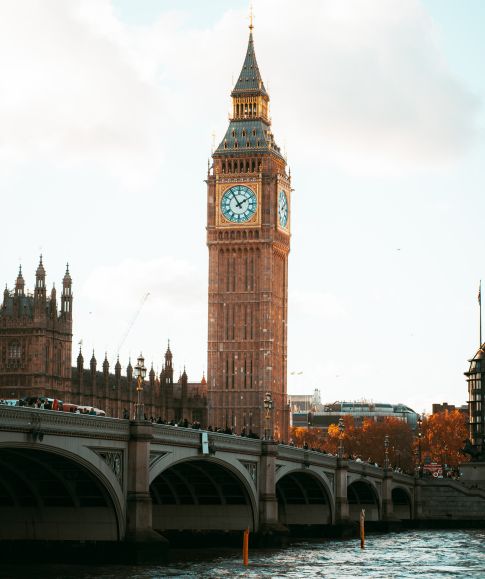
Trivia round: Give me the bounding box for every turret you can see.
[127,358,133,383]
[3,284,9,308]
[34,255,47,316]
[61,263,73,320]
[115,356,122,382]
[181,366,188,406]
[103,353,110,386]
[149,364,155,388]
[14,265,25,296]
[50,284,57,319]
[164,340,173,383]
[77,346,84,393]
[90,350,97,377]
[90,350,97,400]
[77,347,84,374]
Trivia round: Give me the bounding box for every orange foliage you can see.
[290,410,469,472]
[419,410,468,467]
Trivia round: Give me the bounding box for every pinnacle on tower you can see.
[63,263,72,288]
[231,28,267,97]
[36,255,46,279]
[15,265,25,295]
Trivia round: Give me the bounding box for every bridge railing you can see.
[151,424,262,454]
[0,405,130,441]
[277,444,338,467]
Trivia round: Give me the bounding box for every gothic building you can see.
[206,24,291,438]
[0,257,73,401]
[0,260,207,423]
[71,343,207,423]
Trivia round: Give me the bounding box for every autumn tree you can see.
[419,410,468,467]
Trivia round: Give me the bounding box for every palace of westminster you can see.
[1,24,482,446]
[0,26,291,438]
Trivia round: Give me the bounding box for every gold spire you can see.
[249,2,254,32]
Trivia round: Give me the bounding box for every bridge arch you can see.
[347,478,380,521]
[0,443,124,541]
[150,456,257,532]
[392,486,413,520]
[276,468,334,528]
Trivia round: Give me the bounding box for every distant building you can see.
[292,400,419,431]
[464,343,485,448]
[432,402,468,415]
[288,389,321,413]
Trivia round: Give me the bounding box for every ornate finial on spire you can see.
[249,2,254,31]
[39,254,43,265]
[18,264,22,276]
[66,263,69,274]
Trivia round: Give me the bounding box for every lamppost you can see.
[384,434,390,469]
[442,444,448,476]
[338,417,345,459]
[417,415,423,477]
[133,353,147,421]
[263,391,273,440]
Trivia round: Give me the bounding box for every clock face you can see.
[221,185,257,224]
[278,190,289,228]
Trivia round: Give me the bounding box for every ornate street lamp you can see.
[133,353,147,421]
[263,392,273,440]
[338,417,345,459]
[384,434,390,469]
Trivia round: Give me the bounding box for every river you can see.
[2,530,485,578]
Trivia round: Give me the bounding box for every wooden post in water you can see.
[243,528,249,566]
[360,509,365,549]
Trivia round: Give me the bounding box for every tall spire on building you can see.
[231,15,267,98]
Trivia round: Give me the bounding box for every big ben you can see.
[206,22,291,439]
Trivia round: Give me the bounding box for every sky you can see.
[1,0,484,414]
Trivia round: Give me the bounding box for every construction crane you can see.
[117,292,150,354]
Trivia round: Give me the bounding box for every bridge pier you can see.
[126,420,168,562]
[335,458,350,522]
[257,440,288,545]
[382,468,395,520]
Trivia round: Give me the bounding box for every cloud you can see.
[253,0,479,173]
[0,0,478,184]
[81,256,205,314]
[0,0,166,187]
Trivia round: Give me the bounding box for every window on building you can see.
[8,342,21,360]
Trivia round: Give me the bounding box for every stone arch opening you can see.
[150,460,255,532]
[0,448,119,541]
[347,480,380,521]
[392,487,412,520]
[276,471,332,529]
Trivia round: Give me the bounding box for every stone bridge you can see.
[0,406,420,556]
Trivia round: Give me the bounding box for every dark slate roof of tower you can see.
[231,32,268,97]
[214,119,284,159]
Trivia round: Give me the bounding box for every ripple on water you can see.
[3,530,485,578]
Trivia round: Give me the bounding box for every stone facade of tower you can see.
[0,258,73,401]
[207,28,291,439]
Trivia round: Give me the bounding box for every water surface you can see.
[3,530,485,578]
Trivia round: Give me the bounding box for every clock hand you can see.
[235,196,246,209]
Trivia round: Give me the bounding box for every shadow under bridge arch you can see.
[347,480,380,521]
[150,459,256,532]
[276,470,333,529]
[0,447,121,541]
[392,487,412,520]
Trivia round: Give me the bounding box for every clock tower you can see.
[206,24,291,439]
